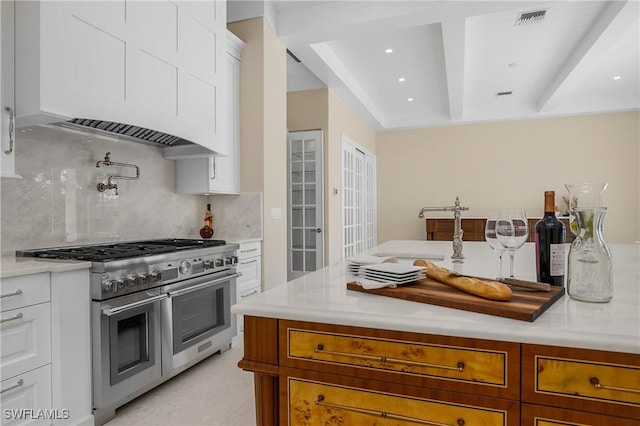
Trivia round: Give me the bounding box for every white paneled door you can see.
[342,135,377,258]
[287,130,324,281]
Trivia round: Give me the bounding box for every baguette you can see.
[413,259,512,301]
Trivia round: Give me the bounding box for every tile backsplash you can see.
[0,126,260,255]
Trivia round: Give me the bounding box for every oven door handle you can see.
[167,272,242,298]
[102,294,168,316]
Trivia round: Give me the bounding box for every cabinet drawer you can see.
[522,403,640,426]
[286,376,514,426]
[0,364,52,426]
[239,286,261,300]
[237,258,261,293]
[237,241,261,259]
[1,303,52,381]
[522,344,640,420]
[281,321,520,400]
[0,274,50,312]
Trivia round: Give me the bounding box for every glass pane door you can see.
[288,130,324,281]
[342,136,377,259]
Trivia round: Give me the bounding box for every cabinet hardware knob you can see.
[4,106,15,155]
[0,312,23,324]
[0,379,24,394]
[315,394,461,425]
[0,289,22,298]
[314,344,464,372]
[590,377,640,394]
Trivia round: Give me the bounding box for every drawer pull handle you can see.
[0,313,23,324]
[0,289,22,298]
[0,379,24,394]
[590,377,640,395]
[315,395,464,426]
[315,344,465,372]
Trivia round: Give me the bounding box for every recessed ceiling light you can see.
[408,98,414,102]
[385,48,393,54]
[508,63,518,68]
[398,77,405,82]
[613,76,621,80]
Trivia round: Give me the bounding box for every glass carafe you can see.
[567,207,613,302]
[565,183,608,235]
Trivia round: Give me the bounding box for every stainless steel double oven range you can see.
[18,239,240,425]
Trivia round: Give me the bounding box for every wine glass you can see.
[495,209,529,278]
[485,218,506,280]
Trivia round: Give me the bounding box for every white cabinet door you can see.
[0,365,52,426]
[175,31,243,194]
[0,303,52,383]
[15,0,227,153]
[0,0,19,178]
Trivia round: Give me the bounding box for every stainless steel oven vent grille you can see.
[60,118,194,147]
[515,9,547,26]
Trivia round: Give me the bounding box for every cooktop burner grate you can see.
[17,239,228,262]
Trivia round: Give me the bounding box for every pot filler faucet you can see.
[96,152,140,195]
[418,196,469,262]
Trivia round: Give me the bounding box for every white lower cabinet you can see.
[0,269,92,426]
[0,303,51,381]
[235,241,262,333]
[0,364,52,426]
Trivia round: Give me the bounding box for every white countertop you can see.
[0,256,92,278]
[232,240,640,354]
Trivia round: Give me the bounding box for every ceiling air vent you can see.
[515,9,547,26]
[287,49,301,63]
[496,91,513,97]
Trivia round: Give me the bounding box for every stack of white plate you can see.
[358,263,426,285]
[346,254,398,274]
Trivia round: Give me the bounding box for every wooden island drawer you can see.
[522,344,640,421]
[281,320,521,400]
[285,373,518,426]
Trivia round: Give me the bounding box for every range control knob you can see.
[230,256,238,265]
[133,274,145,286]
[203,260,215,269]
[102,280,116,292]
[123,276,135,288]
[214,258,224,267]
[223,257,232,265]
[115,279,126,291]
[150,270,162,281]
[179,260,191,275]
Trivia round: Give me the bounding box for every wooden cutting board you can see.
[347,278,565,322]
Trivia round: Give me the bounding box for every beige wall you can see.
[229,18,288,290]
[376,111,640,244]
[288,88,376,265]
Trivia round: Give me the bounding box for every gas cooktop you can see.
[17,239,227,262]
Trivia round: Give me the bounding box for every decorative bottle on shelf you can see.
[535,191,566,286]
[199,203,214,239]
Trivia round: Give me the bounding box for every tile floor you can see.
[104,339,255,426]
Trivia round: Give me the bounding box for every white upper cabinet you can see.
[14,0,228,154]
[175,31,244,194]
[1,0,20,178]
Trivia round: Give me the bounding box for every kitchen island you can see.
[232,240,639,425]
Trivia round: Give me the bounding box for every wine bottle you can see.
[535,191,566,285]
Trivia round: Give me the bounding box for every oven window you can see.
[117,313,149,372]
[109,304,157,386]
[172,282,230,354]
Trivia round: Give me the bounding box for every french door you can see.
[287,130,324,281]
[342,135,377,258]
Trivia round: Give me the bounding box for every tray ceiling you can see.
[229,0,639,130]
